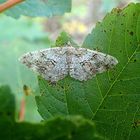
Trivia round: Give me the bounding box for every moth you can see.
[19,45,118,82]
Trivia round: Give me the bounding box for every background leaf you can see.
[36,3,140,140]
[0,86,15,140]
[0,85,15,120]
[0,0,71,18]
[0,15,52,122]
[0,85,103,140]
[14,116,103,140]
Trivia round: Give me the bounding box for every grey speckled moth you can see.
[19,46,118,82]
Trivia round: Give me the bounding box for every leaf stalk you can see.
[0,0,25,13]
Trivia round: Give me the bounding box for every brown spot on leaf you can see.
[130,31,134,36]
[122,14,126,17]
[7,112,12,116]
[104,30,106,33]
[133,13,136,16]
[134,59,137,62]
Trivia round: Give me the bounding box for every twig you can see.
[19,97,25,122]
[0,0,25,13]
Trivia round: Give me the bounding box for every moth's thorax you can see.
[65,46,75,54]
[65,47,74,70]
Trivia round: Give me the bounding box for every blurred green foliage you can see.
[0,15,52,122]
[0,85,103,140]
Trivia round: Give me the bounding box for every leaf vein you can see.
[92,46,139,119]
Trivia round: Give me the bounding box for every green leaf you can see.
[36,3,140,139]
[0,85,103,140]
[54,31,78,47]
[0,85,15,120]
[0,85,15,139]
[82,3,140,139]
[4,116,103,140]
[1,0,71,18]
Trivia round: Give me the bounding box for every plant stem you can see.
[19,97,25,122]
[0,0,25,13]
